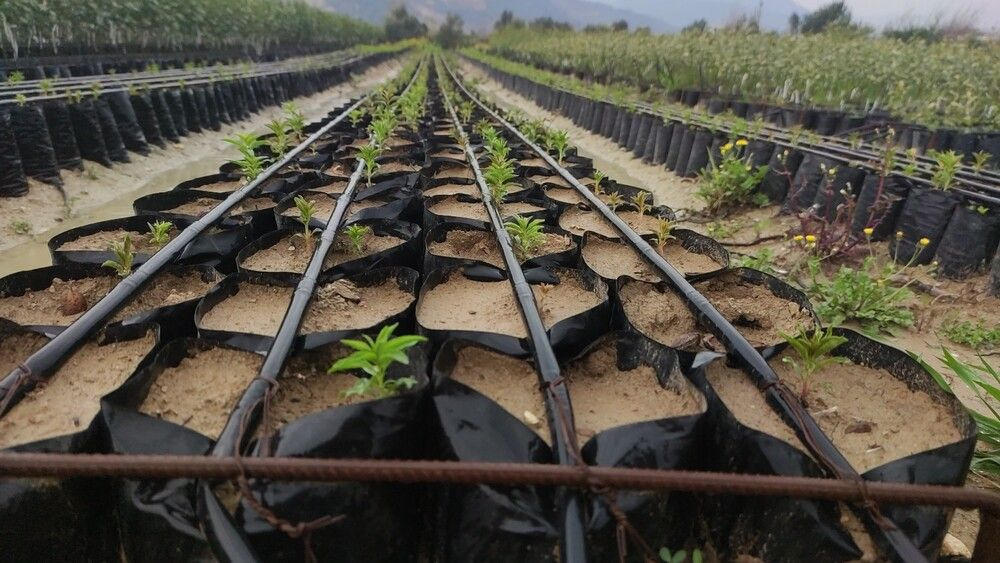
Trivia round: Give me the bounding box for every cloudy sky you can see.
[795,0,1000,29]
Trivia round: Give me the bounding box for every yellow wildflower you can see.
[896,231,904,239]
[919,237,930,246]
[863,227,874,237]
[805,234,817,243]
[793,234,804,241]
[720,142,733,153]
[735,139,749,147]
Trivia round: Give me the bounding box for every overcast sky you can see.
[794,0,1000,29]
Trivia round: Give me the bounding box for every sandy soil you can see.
[0,58,406,276]
[461,61,704,212]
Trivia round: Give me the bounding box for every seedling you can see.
[928,149,962,191]
[327,323,426,399]
[14,94,26,107]
[655,218,676,253]
[293,196,319,252]
[38,78,55,96]
[147,220,173,246]
[370,117,395,147]
[6,71,24,85]
[631,192,650,215]
[458,100,474,123]
[971,151,992,174]
[265,120,290,159]
[592,170,607,195]
[282,102,306,142]
[358,143,382,186]
[659,547,703,563]
[348,108,365,129]
[546,130,570,163]
[504,215,546,261]
[343,224,372,255]
[779,327,849,403]
[483,161,517,204]
[605,191,625,212]
[102,234,135,277]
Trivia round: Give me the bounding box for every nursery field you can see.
[0,17,998,563]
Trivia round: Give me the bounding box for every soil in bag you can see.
[103,339,263,562]
[425,223,575,271]
[42,100,83,170]
[431,340,558,561]
[617,278,705,353]
[566,332,706,561]
[580,230,727,282]
[233,342,430,563]
[935,204,1000,279]
[890,187,959,265]
[11,103,62,185]
[68,99,112,167]
[558,204,663,240]
[0,109,29,196]
[0,323,159,563]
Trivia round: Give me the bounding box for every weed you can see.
[696,139,769,212]
[805,256,916,334]
[631,191,650,215]
[343,224,372,255]
[84,162,99,180]
[779,326,849,403]
[504,215,546,261]
[706,220,740,240]
[916,349,1000,478]
[659,547,703,563]
[293,196,319,253]
[939,318,1000,351]
[327,323,426,399]
[147,220,173,246]
[734,248,777,274]
[102,234,135,277]
[10,220,31,235]
[358,143,382,186]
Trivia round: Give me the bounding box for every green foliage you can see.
[659,547,703,563]
[282,102,306,143]
[592,170,607,195]
[102,234,135,277]
[940,318,1000,351]
[806,256,915,334]
[655,218,676,253]
[631,191,650,215]
[348,108,366,129]
[147,220,173,247]
[265,120,290,160]
[545,130,570,163]
[224,133,266,181]
[293,196,318,252]
[779,327,849,401]
[696,141,769,212]
[504,215,546,261]
[10,220,31,235]
[971,151,992,173]
[734,248,777,274]
[928,149,962,190]
[357,144,382,186]
[383,5,427,42]
[6,71,24,85]
[343,224,372,255]
[605,191,625,212]
[483,160,517,205]
[915,349,1000,477]
[38,78,55,96]
[327,323,426,399]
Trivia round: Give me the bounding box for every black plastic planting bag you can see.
[231,344,430,563]
[180,88,202,134]
[851,174,911,241]
[42,100,83,170]
[106,91,149,155]
[200,86,221,131]
[95,97,130,163]
[10,103,62,185]
[102,339,235,562]
[935,205,1000,279]
[890,187,959,265]
[672,128,696,174]
[574,331,706,561]
[1,322,160,563]
[131,92,166,148]
[784,153,835,212]
[812,165,865,221]
[151,89,180,142]
[68,99,112,167]
[0,110,29,196]
[759,148,803,204]
[682,130,714,178]
[431,339,558,562]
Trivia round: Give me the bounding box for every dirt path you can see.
[0,58,404,276]
[461,61,705,213]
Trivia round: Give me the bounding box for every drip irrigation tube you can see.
[442,56,930,563]
[438,62,588,563]
[0,62,404,417]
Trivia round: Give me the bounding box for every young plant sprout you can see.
[293,196,319,253]
[327,323,426,399]
[282,102,306,142]
[605,191,625,212]
[779,327,849,403]
[147,220,173,247]
[344,224,372,255]
[483,161,517,205]
[631,191,650,215]
[225,132,266,181]
[14,94,26,107]
[358,143,382,186]
[38,78,55,96]
[592,170,607,195]
[971,151,991,174]
[928,149,962,191]
[370,117,395,147]
[265,120,290,160]
[474,118,493,139]
[546,130,570,164]
[103,234,135,277]
[655,218,676,253]
[504,215,546,261]
[6,71,24,85]
[458,100,474,123]
[348,107,365,129]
